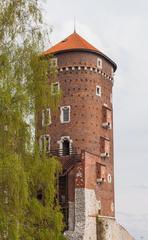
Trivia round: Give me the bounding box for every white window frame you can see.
[96,85,101,97]
[60,106,71,123]
[57,136,73,156]
[39,134,50,153]
[97,57,102,69]
[42,108,51,127]
[50,57,58,67]
[51,82,60,95]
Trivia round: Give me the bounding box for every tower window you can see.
[96,85,101,97]
[39,135,50,152]
[51,82,60,95]
[60,106,71,123]
[96,163,106,183]
[42,108,51,126]
[50,57,58,67]
[102,106,112,129]
[100,137,110,158]
[97,58,102,69]
[107,174,112,183]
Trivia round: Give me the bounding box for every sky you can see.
[42,1,148,239]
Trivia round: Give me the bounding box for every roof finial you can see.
[74,17,76,33]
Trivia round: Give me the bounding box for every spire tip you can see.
[74,17,76,33]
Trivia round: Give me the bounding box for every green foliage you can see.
[0,0,64,239]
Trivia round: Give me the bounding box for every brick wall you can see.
[37,50,115,218]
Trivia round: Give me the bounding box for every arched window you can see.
[57,136,73,156]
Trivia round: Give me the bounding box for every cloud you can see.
[131,185,148,190]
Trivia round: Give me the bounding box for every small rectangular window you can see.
[42,108,51,126]
[100,137,110,157]
[51,82,60,95]
[96,163,106,181]
[96,85,101,97]
[39,135,50,152]
[50,57,58,67]
[60,106,71,123]
[102,106,112,129]
[97,58,102,69]
[104,139,110,153]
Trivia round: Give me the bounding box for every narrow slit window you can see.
[96,85,101,97]
[97,58,102,69]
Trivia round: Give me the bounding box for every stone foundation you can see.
[97,217,135,240]
[65,188,98,240]
[68,202,75,231]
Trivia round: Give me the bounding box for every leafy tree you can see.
[0,0,64,239]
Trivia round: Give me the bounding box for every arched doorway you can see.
[63,139,70,156]
[57,136,73,156]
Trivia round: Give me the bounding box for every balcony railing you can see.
[50,147,77,157]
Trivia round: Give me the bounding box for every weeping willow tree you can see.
[0,0,64,239]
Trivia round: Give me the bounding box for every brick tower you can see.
[39,32,118,240]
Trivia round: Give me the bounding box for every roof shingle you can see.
[43,32,100,55]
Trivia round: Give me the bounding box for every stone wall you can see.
[65,188,98,240]
[97,217,135,240]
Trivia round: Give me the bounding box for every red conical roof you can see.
[43,31,117,71]
[43,32,100,55]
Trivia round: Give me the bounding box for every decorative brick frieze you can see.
[57,65,114,82]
